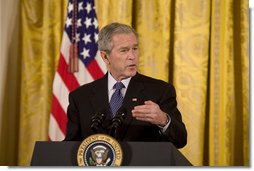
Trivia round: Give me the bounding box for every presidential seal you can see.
[77,134,123,166]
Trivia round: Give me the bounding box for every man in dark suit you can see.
[64,22,187,148]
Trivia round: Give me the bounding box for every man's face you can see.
[102,33,139,81]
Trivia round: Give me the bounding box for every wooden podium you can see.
[31,141,192,166]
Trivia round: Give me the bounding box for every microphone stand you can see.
[109,108,126,138]
[91,111,106,133]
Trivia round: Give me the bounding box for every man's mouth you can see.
[128,64,136,68]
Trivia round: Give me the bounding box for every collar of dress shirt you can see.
[108,72,131,93]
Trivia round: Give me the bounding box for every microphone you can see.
[91,110,106,133]
[109,107,127,137]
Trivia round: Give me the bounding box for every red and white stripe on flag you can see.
[48,0,106,141]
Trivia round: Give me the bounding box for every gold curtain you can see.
[18,0,67,165]
[1,0,248,166]
[208,0,249,166]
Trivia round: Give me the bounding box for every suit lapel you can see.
[89,73,146,139]
[90,73,111,118]
[117,73,146,139]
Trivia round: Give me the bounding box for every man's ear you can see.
[100,51,110,64]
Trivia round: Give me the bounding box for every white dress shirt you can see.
[107,73,131,102]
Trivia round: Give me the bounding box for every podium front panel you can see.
[31,141,192,166]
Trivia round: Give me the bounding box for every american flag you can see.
[48,0,106,141]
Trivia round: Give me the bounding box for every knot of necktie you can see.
[114,82,125,90]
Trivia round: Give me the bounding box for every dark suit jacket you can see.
[64,73,187,148]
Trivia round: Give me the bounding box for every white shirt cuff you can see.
[158,114,171,133]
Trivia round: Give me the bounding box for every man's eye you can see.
[120,49,127,53]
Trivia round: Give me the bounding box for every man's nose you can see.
[128,49,136,59]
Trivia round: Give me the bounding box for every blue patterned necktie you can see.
[110,82,125,117]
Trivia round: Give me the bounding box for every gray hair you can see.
[98,22,138,55]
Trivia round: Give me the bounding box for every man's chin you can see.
[128,70,137,77]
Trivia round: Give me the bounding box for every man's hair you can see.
[98,22,138,55]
